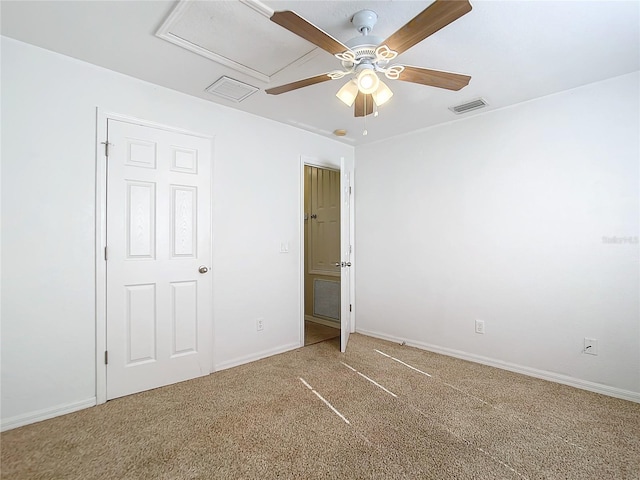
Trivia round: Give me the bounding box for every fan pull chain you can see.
[363,95,368,136]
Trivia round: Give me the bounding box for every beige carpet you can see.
[2,334,639,479]
[304,320,340,346]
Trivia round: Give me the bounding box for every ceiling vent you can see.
[449,98,488,115]
[205,76,259,103]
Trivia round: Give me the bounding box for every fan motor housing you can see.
[343,35,385,69]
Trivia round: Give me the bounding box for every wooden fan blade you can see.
[397,66,471,91]
[265,74,332,95]
[381,0,472,55]
[271,10,349,55]
[354,92,374,117]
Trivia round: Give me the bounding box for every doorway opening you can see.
[303,165,341,346]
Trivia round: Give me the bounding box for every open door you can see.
[340,156,354,352]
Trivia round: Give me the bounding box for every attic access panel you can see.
[157,0,317,82]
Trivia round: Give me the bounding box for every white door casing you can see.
[340,156,354,352]
[104,119,213,400]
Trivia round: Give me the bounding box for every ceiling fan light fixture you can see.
[265,2,473,118]
[372,80,393,106]
[336,80,359,106]
[356,67,379,94]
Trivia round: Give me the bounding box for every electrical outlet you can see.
[256,318,264,332]
[475,319,485,334]
[584,337,598,355]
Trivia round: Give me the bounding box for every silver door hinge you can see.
[104,246,108,261]
[349,244,352,253]
[349,304,352,312]
[349,186,352,195]
[104,351,108,365]
[101,141,112,157]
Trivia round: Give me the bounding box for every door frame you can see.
[95,109,215,404]
[299,155,355,347]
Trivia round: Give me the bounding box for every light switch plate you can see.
[584,337,598,355]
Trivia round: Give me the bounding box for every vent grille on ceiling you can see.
[205,76,259,102]
[449,98,488,115]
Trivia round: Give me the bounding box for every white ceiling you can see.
[2,0,639,145]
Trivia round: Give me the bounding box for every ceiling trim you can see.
[156,0,273,83]
[239,0,273,19]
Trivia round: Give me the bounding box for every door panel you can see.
[106,119,212,400]
[127,181,155,258]
[170,281,198,356]
[171,186,197,257]
[125,283,156,364]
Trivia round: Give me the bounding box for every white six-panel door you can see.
[106,119,212,400]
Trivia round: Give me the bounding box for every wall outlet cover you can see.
[584,337,598,355]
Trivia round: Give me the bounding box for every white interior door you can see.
[106,119,212,400]
[340,156,354,352]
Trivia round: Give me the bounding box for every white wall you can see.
[355,72,640,400]
[0,37,353,429]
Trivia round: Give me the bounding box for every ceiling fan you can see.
[265,0,473,117]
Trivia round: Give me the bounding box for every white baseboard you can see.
[305,315,340,329]
[214,342,300,372]
[357,329,640,404]
[1,397,97,432]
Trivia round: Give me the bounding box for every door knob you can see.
[198,266,209,274]
[335,262,352,268]
[310,214,317,219]
[335,262,341,267]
